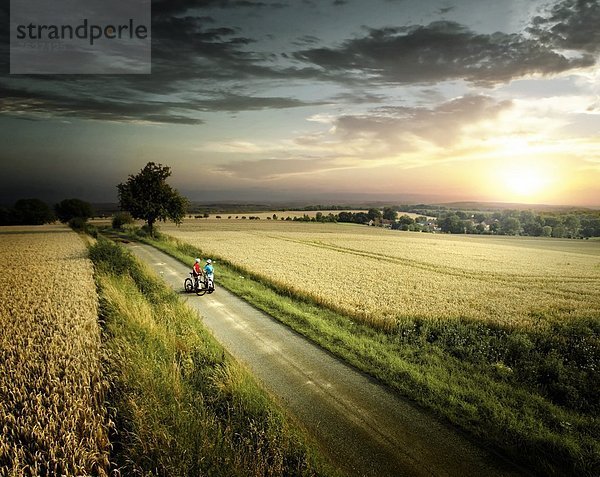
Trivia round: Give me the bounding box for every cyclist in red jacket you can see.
[192,258,203,289]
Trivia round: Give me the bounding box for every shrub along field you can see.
[151,218,599,477]
[0,226,110,476]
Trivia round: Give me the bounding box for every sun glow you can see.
[483,135,555,201]
[502,165,547,196]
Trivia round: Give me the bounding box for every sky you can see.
[1,0,599,206]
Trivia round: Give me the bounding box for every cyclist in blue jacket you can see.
[204,259,214,290]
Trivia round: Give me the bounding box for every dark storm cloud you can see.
[3,0,598,125]
[292,21,595,85]
[528,0,600,54]
[0,0,320,124]
[145,11,315,85]
[0,81,205,124]
[191,93,324,111]
[149,14,273,82]
[0,79,320,124]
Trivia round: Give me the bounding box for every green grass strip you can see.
[90,237,335,477]
[123,230,599,477]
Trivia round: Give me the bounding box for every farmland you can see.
[182,210,432,221]
[90,239,329,476]
[154,218,599,476]
[0,225,331,476]
[162,219,600,331]
[0,226,109,475]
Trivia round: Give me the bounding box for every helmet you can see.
[195,258,200,263]
[206,259,212,264]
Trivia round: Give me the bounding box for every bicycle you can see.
[184,272,212,296]
[183,272,215,296]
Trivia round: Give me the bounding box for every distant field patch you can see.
[0,223,74,234]
[181,210,432,220]
[0,225,109,475]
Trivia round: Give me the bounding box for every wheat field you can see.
[163,219,600,331]
[0,226,109,476]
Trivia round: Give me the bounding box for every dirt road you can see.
[128,242,529,477]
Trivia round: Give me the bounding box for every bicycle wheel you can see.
[184,278,194,293]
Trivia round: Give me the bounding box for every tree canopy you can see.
[117,162,187,235]
[367,208,382,222]
[12,198,55,225]
[0,199,55,225]
[55,198,93,223]
[382,207,397,221]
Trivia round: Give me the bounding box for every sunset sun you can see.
[500,164,550,200]
[485,135,556,201]
[505,167,545,195]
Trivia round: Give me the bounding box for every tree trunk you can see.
[148,217,155,237]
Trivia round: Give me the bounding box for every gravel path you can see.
[128,242,530,477]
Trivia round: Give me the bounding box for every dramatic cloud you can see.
[215,94,513,179]
[528,0,600,54]
[0,78,325,124]
[0,82,204,124]
[2,0,599,205]
[2,0,598,127]
[150,16,274,83]
[332,95,512,150]
[292,21,595,85]
[1,0,301,124]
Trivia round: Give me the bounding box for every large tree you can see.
[117,162,187,236]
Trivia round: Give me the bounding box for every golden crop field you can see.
[0,226,109,476]
[163,219,600,330]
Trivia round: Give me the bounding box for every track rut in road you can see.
[127,242,530,477]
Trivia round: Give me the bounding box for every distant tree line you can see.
[0,199,54,225]
[437,209,600,238]
[0,198,93,227]
[295,204,361,212]
[276,205,600,238]
[288,208,385,224]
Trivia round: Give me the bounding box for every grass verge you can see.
[89,237,334,476]
[121,229,600,477]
